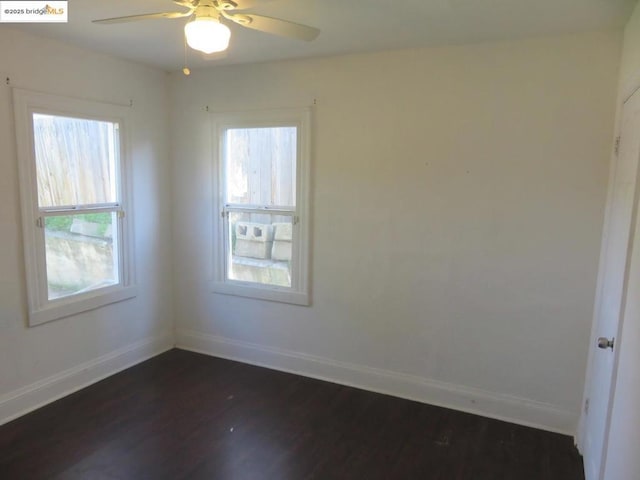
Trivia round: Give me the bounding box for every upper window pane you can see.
[33,113,118,208]
[224,127,297,207]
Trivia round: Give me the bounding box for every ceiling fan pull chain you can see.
[183,34,191,76]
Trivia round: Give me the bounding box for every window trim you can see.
[13,89,137,326]
[210,108,312,306]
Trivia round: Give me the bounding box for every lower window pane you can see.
[44,212,119,300]
[227,211,293,288]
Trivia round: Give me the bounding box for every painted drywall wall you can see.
[170,31,620,433]
[0,28,174,423]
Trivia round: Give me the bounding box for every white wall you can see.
[0,28,174,423]
[171,31,621,433]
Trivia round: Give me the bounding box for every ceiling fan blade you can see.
[226,13,319,41]
[93,11,192,25]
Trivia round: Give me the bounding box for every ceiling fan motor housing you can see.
[194,4,219,19]
[215,0,238,10]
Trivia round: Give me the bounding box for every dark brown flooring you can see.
[0,349,584,480]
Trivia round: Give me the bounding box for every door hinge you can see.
[614,136,621,156]
[584,398,589,415]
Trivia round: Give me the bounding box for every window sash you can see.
[31,111,121,208]
[222,209,298,290]
[31,111,125,305]
[220,124,301,291]
[221,124,298,208]
[222,204,296,216]
[40,203,121,215]
[38,207,125,303]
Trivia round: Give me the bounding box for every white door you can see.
[580,88,640,480]
[602,169,640,479]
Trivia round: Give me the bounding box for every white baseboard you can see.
[176,329,578,435]
[0,333,174,426]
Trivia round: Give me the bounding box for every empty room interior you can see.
[1,1,640,479]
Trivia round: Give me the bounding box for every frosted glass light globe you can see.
[185,17,231,54]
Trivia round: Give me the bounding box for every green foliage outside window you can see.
[45,212,112,237]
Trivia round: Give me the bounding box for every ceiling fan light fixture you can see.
[185,16,231,54]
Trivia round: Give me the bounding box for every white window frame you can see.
[13,89,136,326]
[210,108,311,306]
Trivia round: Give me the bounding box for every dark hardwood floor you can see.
[0,349,584,480]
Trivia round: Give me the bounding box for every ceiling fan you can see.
[92,0,320,55]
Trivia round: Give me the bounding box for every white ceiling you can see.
[9,0,638,71]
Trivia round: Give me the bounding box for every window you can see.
[211,108,311,305]
[13,90,136,326]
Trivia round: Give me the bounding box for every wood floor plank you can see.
[0,349,584,480]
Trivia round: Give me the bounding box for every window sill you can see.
[210,281,310,306]
[29,285,138,327]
